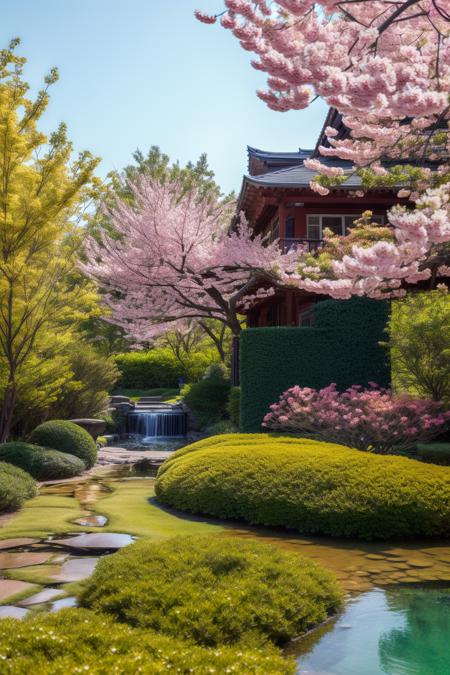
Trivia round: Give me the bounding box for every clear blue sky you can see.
[0,0,328,194]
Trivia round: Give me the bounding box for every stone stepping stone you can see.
[0,606,29,619]
[0,551,54,569]
[365,554,386,560]
[0,580,37,603]
[408,559,433,568]
[51,533,133,551]
[73,515,107,528]
[0,538,40,550]
[18,588,63,607]
[50,557,99,583]
[50,596,77,612]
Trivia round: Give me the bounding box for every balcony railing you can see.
[280,238,324,253]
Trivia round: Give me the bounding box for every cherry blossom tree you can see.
[82,176,296,378]
[196,1,450,298]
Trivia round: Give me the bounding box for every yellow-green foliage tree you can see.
[0,40,100,441]
[388,289,450,402]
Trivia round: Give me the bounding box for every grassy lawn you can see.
[0,495,88,540]
[96,480,223,539]
[0,479,223,542]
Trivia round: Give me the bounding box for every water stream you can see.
[127,409,187,440]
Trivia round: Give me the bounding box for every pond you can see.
[293,586,450,675]
[1,462,450,674]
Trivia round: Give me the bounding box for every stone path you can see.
[97,445,174,465]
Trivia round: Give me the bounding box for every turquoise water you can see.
[296,587,450,675]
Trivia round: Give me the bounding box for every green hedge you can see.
[240,298,390,432]
[114,348,218,389]
[81,535,341,648]
[0,608,294,674]
[0,461,36,512]
[30,420,97,469]
[227,386,240,427]
[0,442,85,480]
[155,434,450,540]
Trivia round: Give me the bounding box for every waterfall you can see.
[127,409,187,440]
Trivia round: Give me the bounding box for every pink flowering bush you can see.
[263,384,450,454]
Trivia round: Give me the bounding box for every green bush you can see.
[183,375,231,428]
[0,608,294,674]
[415,443,450,465]
[81,536,342,648]
[205,420,238,435]
[0,461,36,512]
[30,420,97,469]
[241,298,389,432]
[155,434,450,540]
[0,442,85,480]
[114,348,218,389]
[227,386,240,427]
[49,344,120,421]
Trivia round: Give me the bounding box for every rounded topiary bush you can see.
[0,442,85,480]
[30,420,97,468]
[183,376,231,428]
[155,434,450,540]
[81,536,342,648]
[0,608,294,674]
[0,461,36,512]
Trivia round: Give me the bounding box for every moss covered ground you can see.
[0,479,222,542]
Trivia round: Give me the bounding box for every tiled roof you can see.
[247,146,313,161]
[244,158,362,189]
[247,146,314,175]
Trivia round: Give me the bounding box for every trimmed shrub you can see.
[0,442,84,480]
[115,348,218,389]
[30,420,97,469]
[240,297,390,432]
[227,386,241,427]
[183,376,231,428]
[263,383,450,453]
[0,461,36,512]
[81,536,342,648]
[155,434,450,540]
[0,608,294,674]
[415,443,450,465]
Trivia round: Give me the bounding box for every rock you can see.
[0,580,37,603]
[51,558,99,582]
[0,551,54,569]
[51,532,133,551]
[18,588,63,606]
[69,419,106,440]
[110,395,131,405]
[0,606,29,619]
[50,596,77,611]
[73,515,107,527]
[0,538,40,550]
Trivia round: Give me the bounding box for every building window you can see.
[307,214,384,239]
[285,215,295,239]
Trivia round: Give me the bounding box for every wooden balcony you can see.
[280,238,324,253]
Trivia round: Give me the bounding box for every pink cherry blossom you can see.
[263,383,450,453]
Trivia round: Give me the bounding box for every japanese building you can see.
[236,110,400,327]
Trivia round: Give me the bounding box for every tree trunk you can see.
[0,383,17,443]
